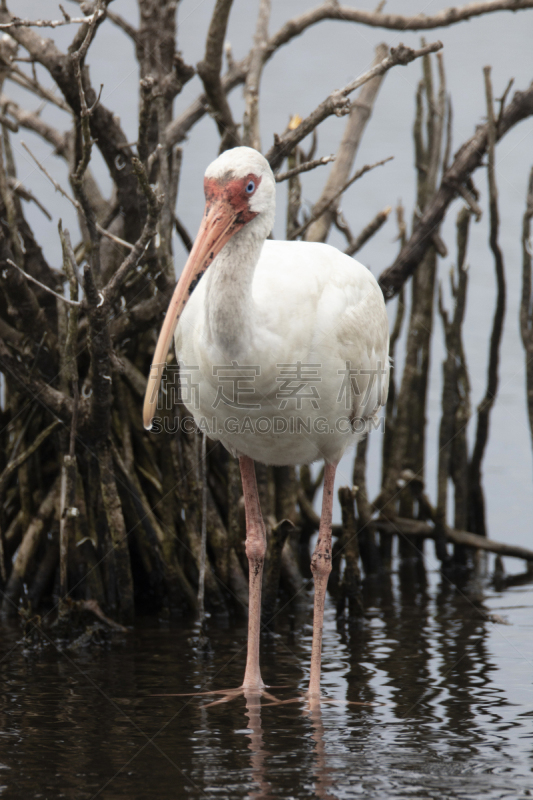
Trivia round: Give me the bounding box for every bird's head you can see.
[143,147,275,430]
[204,146,276,236]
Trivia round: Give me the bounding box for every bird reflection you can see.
[244,691,272,800]
[244,688,339,800]
[308,703,337,800]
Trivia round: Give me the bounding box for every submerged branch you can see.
[375,516,533,562]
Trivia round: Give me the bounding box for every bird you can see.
[143,146,389,701]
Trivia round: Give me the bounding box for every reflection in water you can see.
[0,569,530,798]
[308,704,336,800]
[244,691,336,800]
[244,691,272,800]
[336,565,515,788]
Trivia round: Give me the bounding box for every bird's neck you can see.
[204,221,265,362]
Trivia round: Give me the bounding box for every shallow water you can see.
[1,564,532,799]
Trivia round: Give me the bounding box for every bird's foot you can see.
[262,691,384,709]
[152,685,288,708]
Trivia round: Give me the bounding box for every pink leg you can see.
[308,462,337,698]
[240,455,267,691]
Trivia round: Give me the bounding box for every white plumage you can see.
[143,146,390,700]
[177,238,389,465]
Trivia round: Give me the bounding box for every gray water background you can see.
[2,1,533,797]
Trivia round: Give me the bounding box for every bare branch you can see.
[0,230,55,346]
[1,479,60,615]
[8,177,51,219]
[496,77,514,128]
[0,420,60,496]
[196,0,240,150]
[305,42,388,242]
[1,6,142,240]
[457,182,483,219]
[344,206,392,256]
[266,41,442,170]
[266,0,533,47]
[6,259,80,306]
[174,214,193,252]
[102,158,163,306]
[467,66,506,536]
[375,517,533,562]
[0,112,17,132]
[106,9,138,41]
[285,119,303,238]
[70,0,105,65]
[5,64,71,112]
[379,81,533,300]
[289,156,393,240]
[242,0,271,151]
[0,11,104,30]
[332,208,354,245]
[99,226,134,251]
[21,137,77,203]
[436,207,471,533]
[0,94,68,155]
[275,154,335,182]
[137,76,155,166]
[520,166,533,447]
[20,140,134,250]
[0,338,76,425]
[165,0,533,150]
[165,59,247,148]
[109,290,171,343]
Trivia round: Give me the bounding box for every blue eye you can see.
[245,180,255,194]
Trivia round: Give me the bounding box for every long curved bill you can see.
[143,199,241,430]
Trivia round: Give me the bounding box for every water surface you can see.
[1,565,532,799]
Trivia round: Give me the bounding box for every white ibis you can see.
[143,146,389,700]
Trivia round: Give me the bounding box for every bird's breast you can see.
[173,238,389,465]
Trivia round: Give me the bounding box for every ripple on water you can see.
[0,576,531,798]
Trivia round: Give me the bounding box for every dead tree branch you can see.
[0,95,69,156]
[375,516,533,562]
[242,0,271,151]
[106,9,138,41]
[0,4,142,240]
[266,41,442,170]
[6,259,80,307]
[0,339,77,426]
[0,420,60,497]
[437,207,471,542]
[266,0,533,41]
[0,12,104,30]
[520,166,533,447]
[468,66,506,536]
[275,154,334,182]
[289,156,393,241]
[165,0,533,150]
[20,140,132,251]
[1,479,60,616]
[305,43,389,243]
[379,81,533,300]
[196,0,240,151]
[103,158,163,307]
[344,206,392,256]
